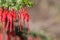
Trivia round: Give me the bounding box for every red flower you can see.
[0,7,3,22]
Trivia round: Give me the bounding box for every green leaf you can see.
[24,0,28,4]
[27,1,33,8]
[21,0,28,4]
[12,0,16,3]
[16,5,20,10]
[2,3,8,7]
[1,0,5,4]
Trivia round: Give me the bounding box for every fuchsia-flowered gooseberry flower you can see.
[2,8,9,30]
[7,11,12,32]
[6,9,16,32]
[23,7,30,33]
[18,7,30,33]
[10,9,16,34]
[23,7,29,22]
[18,8,23,20]
[2,8,8,22]
[0,7,3,22]
[18,8,23,31]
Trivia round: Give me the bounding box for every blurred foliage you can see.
[29,31,53,40]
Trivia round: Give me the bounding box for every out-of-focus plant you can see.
[29,31,53,40]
